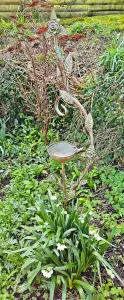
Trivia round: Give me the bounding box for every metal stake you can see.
[62,163,67,209]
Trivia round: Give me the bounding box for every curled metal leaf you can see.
[59,25,67,35]
[65,53,73,75]
[85,113,93,132]
[60,90,87,118]
[48,20,60,36]
[57,66,61,78]
[85,145,95,159]
[50,8,58,21]
[55,98,68,116]
[60,90,75,105]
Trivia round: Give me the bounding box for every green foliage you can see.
[66,15,124,35]
[77,165,124,235]
[0,120,123,298]
[0,118,6,158]
[96,280,124,300]
[79,34,124,162]
[61,15,124,31]
[0,65,26,124]
[0,19,13,35]
[70,22,84,34]
[8,194,122,299]
[98,166,124,216]
[100,35,124,72]
[70,22,101,35]
[93,71,123,128]
[83,165,124,216]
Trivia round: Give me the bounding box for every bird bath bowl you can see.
[47,142,83,209]
[47,141,76,163]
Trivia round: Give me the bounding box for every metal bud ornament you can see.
[48,19,60,36]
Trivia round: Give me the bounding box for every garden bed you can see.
[0,5,124,300]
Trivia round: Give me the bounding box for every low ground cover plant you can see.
[67,15,124,33]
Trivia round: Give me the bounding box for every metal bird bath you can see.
[47,141,79,163]
[47,12,95,209]
[48,142,83,209]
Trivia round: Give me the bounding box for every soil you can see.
[14,286,78,300]
[0,177,10,200]
[73,35,107,77]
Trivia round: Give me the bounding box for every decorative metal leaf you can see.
[68,189,76,199]
[65,53,73,75]
[48,20,60,36]
[55,98,68,116]
[59,25,67,35]
[60,90,75,105]
[85,145,95,159]
[50,8,57,20]
[80,179,87,186]
[57,67,61,78]
[55,42,62,59]
[85,113,93,132]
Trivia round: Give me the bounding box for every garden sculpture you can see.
[47,10,95,208]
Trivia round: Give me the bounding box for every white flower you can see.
[89,211,93,216]
[57,243,67,251]
[56,203,61,207]
[51,196,57,200]
[106,268,115,279]
[94,233,101,241]
[89,230,101,241]
[76,241,79,247]
[89,229,96,235]
[42,269,53,278]
[62,209,67,215]
[79,217,84,224]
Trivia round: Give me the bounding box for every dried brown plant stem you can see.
[58,59,66,89]
[28,50,42,130]
[62,163,67,209]
[42,32,49,144]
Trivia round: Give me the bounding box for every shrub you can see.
[77,33,124,162]
[70,21,100,35]
[0,64,25,124]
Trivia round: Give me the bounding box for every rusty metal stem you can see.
[62,163,67,209]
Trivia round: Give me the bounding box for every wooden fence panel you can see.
[0,0,124,5]
[0,0,124,18]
